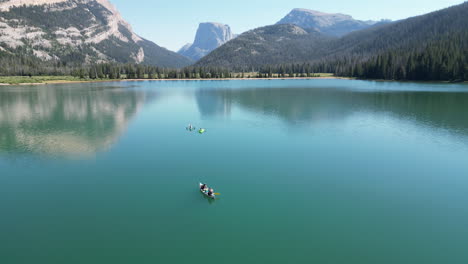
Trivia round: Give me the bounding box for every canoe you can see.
[199,183,215,199]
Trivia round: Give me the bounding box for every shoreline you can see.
[0,77,465,86]
[0,76,351,86]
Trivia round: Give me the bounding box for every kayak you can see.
[199,183,215,199]
[199,128,206,134]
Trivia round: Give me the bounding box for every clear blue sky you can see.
[111,0,464,52]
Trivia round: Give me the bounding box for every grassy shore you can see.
[1,74,465,86]
[0,73,341,85]
[0,76,85,85]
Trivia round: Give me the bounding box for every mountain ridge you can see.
[194,24,334,69]
[276,8,388,37]
[0,0,192,67]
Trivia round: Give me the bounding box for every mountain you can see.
[276,8,389,37]
[0,0,192,68]
[196,2,467,81]
[325,2,468,80]
[178,43,192,54]
[178,22,235,61]
[319,3,466,58]
[195,24,334,69]
[195,9,389,69]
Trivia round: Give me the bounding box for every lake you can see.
[1,79,468,264]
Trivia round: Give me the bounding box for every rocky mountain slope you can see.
[0,0,192,67]
[178,22,235,61]
[277,8,388,37]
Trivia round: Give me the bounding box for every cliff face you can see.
[0,0,192,67]
[178,22,235,61]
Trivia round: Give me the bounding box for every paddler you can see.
[207,188,215,197]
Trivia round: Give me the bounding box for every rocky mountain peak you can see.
[277,8,384,37]
[291,9,353,20]
[194,22,234,49]
[178,22,235,61]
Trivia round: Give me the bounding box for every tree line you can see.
[73,64,234,79]
[0,32,466,82]
[0,52,325,80]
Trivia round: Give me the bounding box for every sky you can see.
[111,0,464,52]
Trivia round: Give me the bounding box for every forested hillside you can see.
[195,24,334,69]
[198,2,468,81]
[314,1,468,81]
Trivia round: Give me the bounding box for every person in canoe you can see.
[200,184,208,192]
[207,188,215,198]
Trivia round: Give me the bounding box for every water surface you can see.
[1,80,468,264]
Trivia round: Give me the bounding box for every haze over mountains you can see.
[178,22,235,61]
[0,0,191,68]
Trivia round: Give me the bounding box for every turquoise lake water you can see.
[1,79,468,264]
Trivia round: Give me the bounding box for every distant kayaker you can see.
[200,183,207,191]
[207,188,214,197]
[188,124,194,130]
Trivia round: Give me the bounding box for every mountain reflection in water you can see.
[196,86,468,135]
[0,85,149,157]
[195,89,232,118]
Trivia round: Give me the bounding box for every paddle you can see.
[214,193,221,195]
